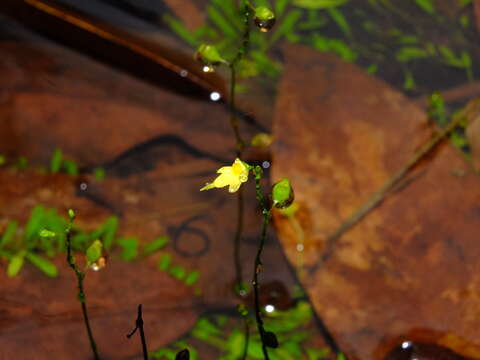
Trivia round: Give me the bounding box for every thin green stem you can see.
[66,218,100,360]
[252,166,271,360]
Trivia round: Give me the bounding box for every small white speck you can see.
[262,161,270,169]
[265,304,275,313]
[180,69,188,77]
[210,92,221,101]
[79,182,88,191]
[296,244,304,252]
[401,341,412,350]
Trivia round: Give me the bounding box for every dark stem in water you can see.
[252,166,272,360]
[66,217,100,360]
[127,304,149,360]
[229,0,252,295]
[228,2,252,358]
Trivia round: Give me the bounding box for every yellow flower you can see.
[200,158,249,193]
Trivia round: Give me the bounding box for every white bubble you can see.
[262,161,270,169]
[401,341,412,349]
[202,65,214,73]
[210,92,221,101]
[265,304,275,313]
[180,69,188,77]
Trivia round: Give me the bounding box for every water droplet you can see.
[89,256,107,271]
[79,182,88,191]
[265,304,275,313]
[262,161,270,169]
[254,17,276,32]
[180,69,188,77]
[202,65,215,73]
[210,92,221,101]
[402,341,412,349]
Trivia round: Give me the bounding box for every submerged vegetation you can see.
[165,0,478,94]
[5,0,479,359]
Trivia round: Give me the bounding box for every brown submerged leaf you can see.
[272,44,480,360]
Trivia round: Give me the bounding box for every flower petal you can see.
[213,173,232,188]
[200,183,215,191]
[217,166,233,174]
[228,180,241,193]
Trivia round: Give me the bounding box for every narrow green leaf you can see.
[50,148,63,173]
[1,221,17,249]
[210,0,242,28]
[62,159,79,176]
[184,270,200,286]
[395,47,429,62]
[275,0,290,16]
[170,266,187,280]
[403,69,416,90]
[327,7,351,37]
[292,0,349,9]
[7,251,26,277]
[306,347,330,360]
[366,64,378,74]
[117,237,138,262]
[143,236,169,255]
[158,254,171,271]
[163,14,198,47]
[270,9,302,45]
[25,205,45,240]
[94,167,106,181]
[16,156,28,169]
[25,252,58,277]
[414,0,435,14]
[207,5,238,38]
[91,216,118,250]
[225,329,246,359]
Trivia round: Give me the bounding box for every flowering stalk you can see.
[252,166,273,360]
[65,210,101,360]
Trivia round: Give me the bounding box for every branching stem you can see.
[66,219,100,360]
[127,304,149,360]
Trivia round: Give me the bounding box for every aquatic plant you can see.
[164,0,477,94]
[65,209,101,360]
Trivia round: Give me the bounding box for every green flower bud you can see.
[86,240,103,264]
[254,6,276,32]
[194,44,226,72]
[251,132,273,147]
[272,178,294,209]
[86,240,108,271]
[68,208,75,220]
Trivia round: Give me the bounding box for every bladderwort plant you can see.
[65,209,104,360]
[194,2,295,359]
[63,210,189,360]
[201,158,294,360]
